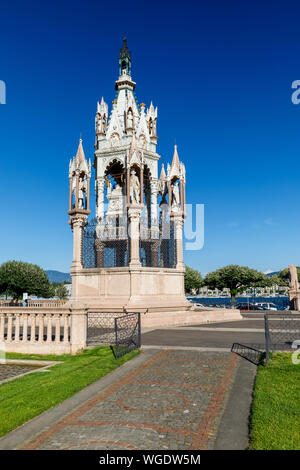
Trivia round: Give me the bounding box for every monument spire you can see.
[75,138,86,163]
[171,144,180,170]
[119,37,131,77]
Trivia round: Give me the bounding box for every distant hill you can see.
[266,268,299,277]
[266,271,279,277]
[46,270,71,283]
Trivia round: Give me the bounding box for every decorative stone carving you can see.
[110,133,120,147]
[107,183,124,215]
[78,175,87,209]
[171,181,180,211]
[130,169,140,204]
[127,109,134,129]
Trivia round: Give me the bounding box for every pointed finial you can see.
[160,163,166,181]
[171,143,180,169]
[76,137,86,162]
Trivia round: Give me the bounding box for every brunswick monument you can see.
[0,40,241,357]
[67,39,241,327]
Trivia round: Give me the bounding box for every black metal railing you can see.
[82,217,177,269]
[231,343,264,365]
[87,312,119,345]
[114,313,141,358]
[86,311,141,359]
[231,314,300,365]
[265,313,300,363]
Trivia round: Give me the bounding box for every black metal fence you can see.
[114,313,141,358]
[82,217,177,269]
[231,314,300,365]
[86,311,141,359]
[82,218,129,268]
[87,312,119,345]
[231,343,263,365]
[265,314,300,363]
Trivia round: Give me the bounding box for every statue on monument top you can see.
[78,175,87,209]
[171,180,180,211]
[130,169,140,204]
[127,109,134,129]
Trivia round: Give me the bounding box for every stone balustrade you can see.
[27,299,68,308]
[0,305,87,355]
[0,299,68,307]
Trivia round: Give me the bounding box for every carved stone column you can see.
[128,206,142,267]
[71,215,87,269]
[69,302,88,354]
[171,215,184,269]
[150,178,159,238]
[96,177,105,219]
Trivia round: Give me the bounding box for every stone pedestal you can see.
[70,215,87,298]
[128,205,143,267]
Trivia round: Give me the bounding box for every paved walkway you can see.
[0,314,263,450]
[142,328,265,349]
[0,348,254,450]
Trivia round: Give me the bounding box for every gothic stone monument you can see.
[67,39,241,326]
[288,264,300,311]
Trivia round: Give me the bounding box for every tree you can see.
[0,261,54,300]
[203,265,272,307]
[269,274,288,288]
[184,266,203,294]
[278,267,300,285]
[55,283,70,300]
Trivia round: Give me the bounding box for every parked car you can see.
[254,302,277,311]
[236,303,264,311]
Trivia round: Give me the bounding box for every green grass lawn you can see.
[0,347,140,438]
[250,353,300,450]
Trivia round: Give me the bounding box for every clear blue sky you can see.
[1,0,300,275]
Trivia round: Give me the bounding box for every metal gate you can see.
[115,313,141,358]
[86,311,141,358]
[87,312,117,346]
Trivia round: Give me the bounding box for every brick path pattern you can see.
[23,350,239,450]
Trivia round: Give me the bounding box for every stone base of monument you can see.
[69,266,242,327]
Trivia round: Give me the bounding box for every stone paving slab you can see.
[0,364,39,384]
[15,350,240,450]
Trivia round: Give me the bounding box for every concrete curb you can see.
[213,355,257,450]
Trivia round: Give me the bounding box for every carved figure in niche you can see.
[127,109,134,129]
[149,118,153,136]
[130,169,140,204]
[96,114,101,134]
[139,134,146,148]
[111,133,119,147]
[102,115,106,133]
[78,175,87,209]
[171,181,180,210]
